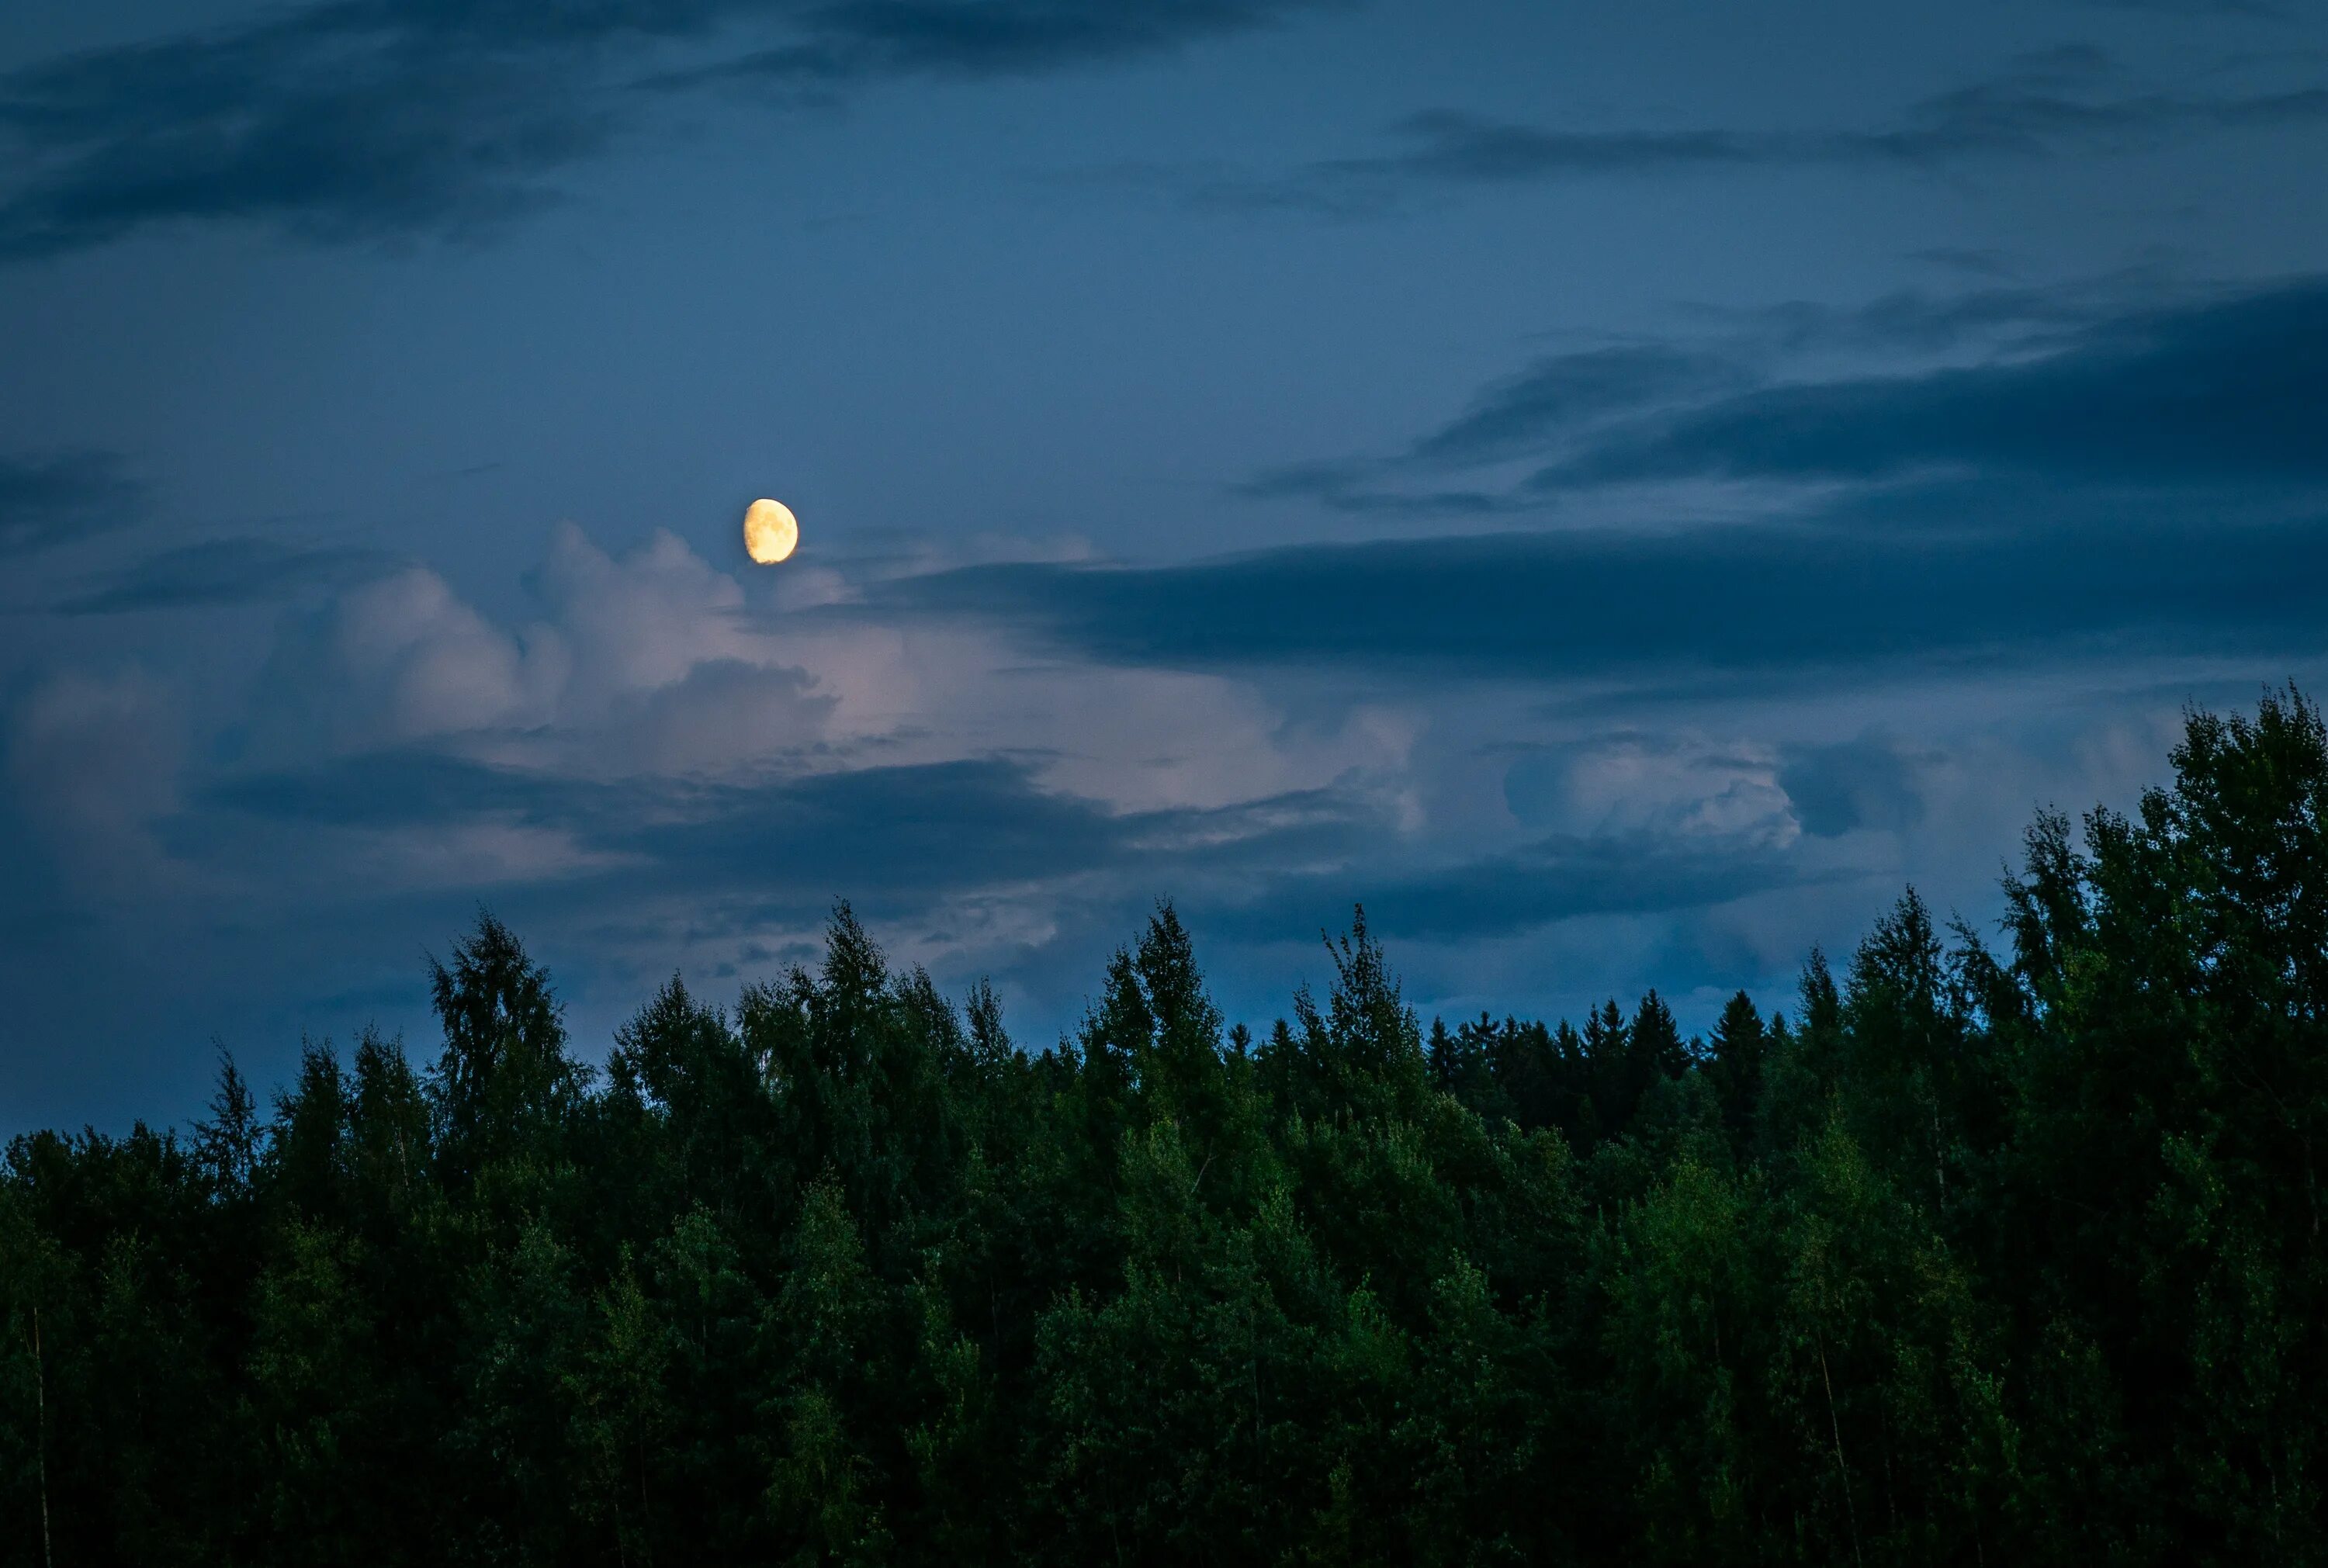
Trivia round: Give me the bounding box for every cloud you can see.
[1406,345,1744,469]
[1232,459,1506,517]
[1778,734,1931,839]
[0,8,617,257]
[1242,275,2328,517]
[623,658,837,777]
[1536,278,2328,489]
[1325,111,1761,189]
[1712,279,2115,357]
[203,745,1376,933]
[210,518,1417,926]
[57,536,393,614]
[9,517,2305,1123]
[1241,275,2175,517]
[871,504,2328,686]
[0,451,139,556]
[23,12,2303,255]
[1195,826,1842,944]
[528,521,764,708]
[244,526,848,781]
[1191,723,1878,950]
[211,680,1807,1019]
[0,0,1328,258]
[255,564,570,756]
[611,756,1183,901]
[4,667,182,892]
[243,520,1423,815]
[1504,732,1798,846]
[668,0,1331,86]
[41,514,1429,1053]
[1173,51,2328,213]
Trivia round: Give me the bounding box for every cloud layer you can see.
[0,0,1328,256]
[9,272,2325,1108]
[5,0,2325,1133]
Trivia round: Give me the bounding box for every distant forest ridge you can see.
[5,688,2327,1565]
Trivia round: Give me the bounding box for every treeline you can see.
[5,690,2328,1564]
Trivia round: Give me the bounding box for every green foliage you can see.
[9,689,2328,1562]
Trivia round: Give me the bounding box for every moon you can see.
[743,498,799,565]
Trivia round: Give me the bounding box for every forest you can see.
[5,687,2326,1566]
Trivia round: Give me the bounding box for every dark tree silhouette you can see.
[7,690,2328,1565]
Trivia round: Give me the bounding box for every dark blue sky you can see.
[5,0,2326,1130]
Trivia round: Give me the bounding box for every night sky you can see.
[5,0,2325,1130]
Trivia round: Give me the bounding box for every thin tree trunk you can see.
[1933,1098,1947,1206]
[638,1430,653,1567]
[1249,1299,1263,1452]
[1879,1409,1898,1535]
[1817,1330,1864,1568]
[35,1306,54,1568]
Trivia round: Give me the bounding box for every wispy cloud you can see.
[1147,50,2328,215]
[57,536,393,614]
[1239,274,2328,517]
[0,451,140,555]
[1405,345,1744,469]
[1533,278,2328,489]
[659,0,1335,87]
[0,0,1332,258]
[1195,828,1849,943]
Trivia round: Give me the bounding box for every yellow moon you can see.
[743,498,799,564]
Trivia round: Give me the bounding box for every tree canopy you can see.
[7,688,2328,1565]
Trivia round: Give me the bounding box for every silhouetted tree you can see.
[7,691,2328,1564]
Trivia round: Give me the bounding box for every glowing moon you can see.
[743,498,799,565]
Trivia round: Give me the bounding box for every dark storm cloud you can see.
[0,0,1325,258]
[1200,52,2328,213]
[0,0,1322,259]
[1245,274,2328,516]
[0,10,616,255]
[1245,275,2175,514]
[1538,278,2328,488]
[206,747,573,832]
[207,752,1135,898]
[1778,736,1930,839]
[931,279,2328,654]
[618,758,1137,894]
[57,537,394,614]
[19,12,2316,256]
[873,505,2328,682]
[203,748,1374,923]
[1195,829,1840,944]
[207,741,1803,955]
[0,451,139,555]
